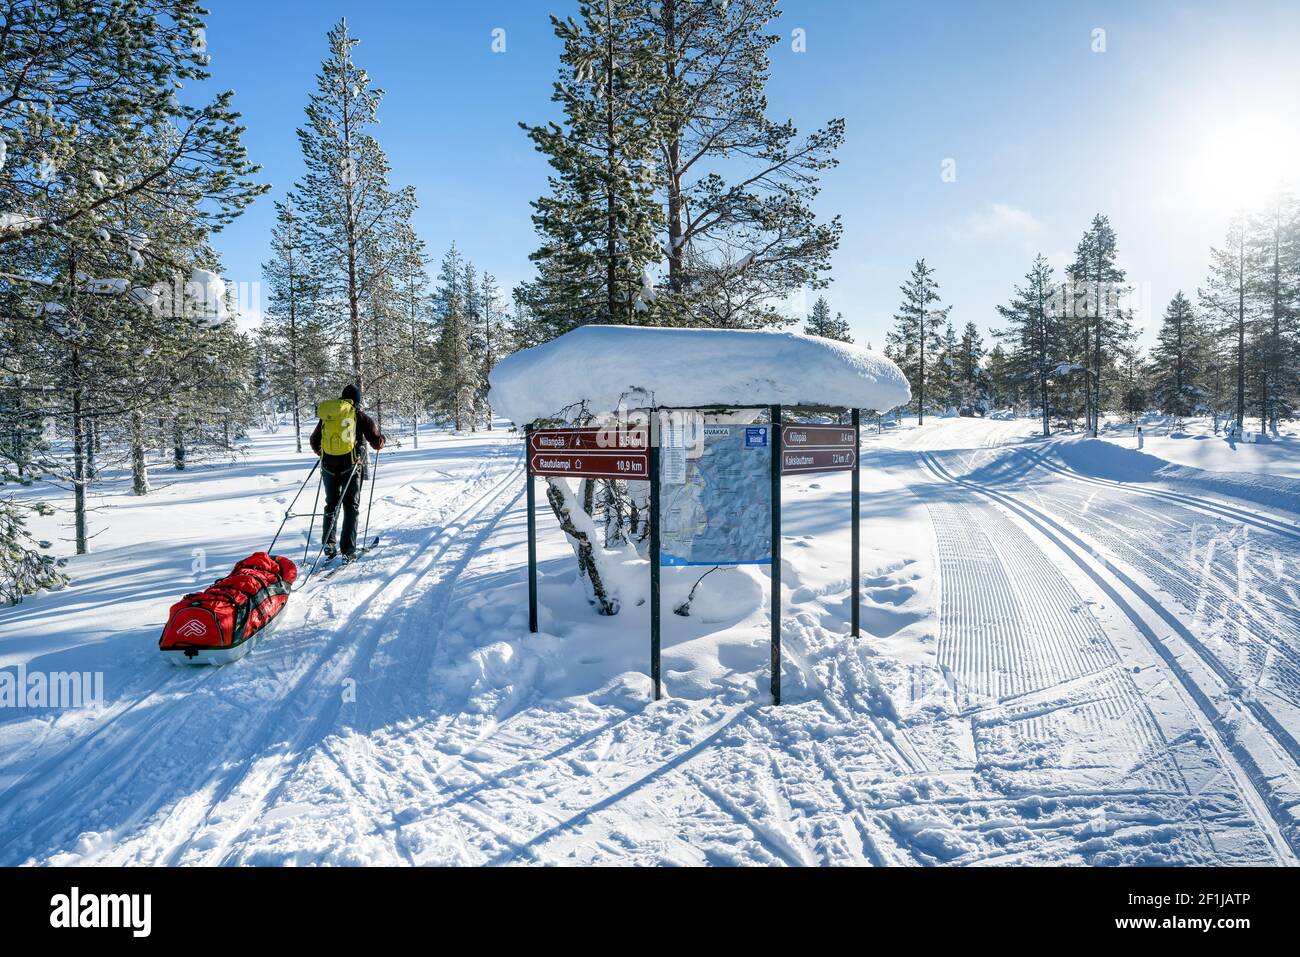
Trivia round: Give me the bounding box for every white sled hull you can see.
[161,615,281,666]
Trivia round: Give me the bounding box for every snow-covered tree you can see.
[390,222,433,447]
[432,244,478,431]
[0,0,263,253]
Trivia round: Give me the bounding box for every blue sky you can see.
[203,0,1300,349]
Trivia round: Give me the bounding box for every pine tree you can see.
[885,259,950,424]
[644,0,844,327]
[1149,291,1206,420]
[521,0,664,335]
[0,1,264,253]
[995,254,1060,436]
[804,295,853,342]
[296,19,412,393]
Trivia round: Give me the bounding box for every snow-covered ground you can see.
[2,414,1297,865]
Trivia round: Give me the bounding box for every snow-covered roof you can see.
[488,325,911,424]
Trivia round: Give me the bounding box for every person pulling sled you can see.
[311,383,385,562]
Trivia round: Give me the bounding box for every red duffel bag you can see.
[160,552,298,665]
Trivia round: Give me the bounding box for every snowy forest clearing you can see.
[1,416,1297,865]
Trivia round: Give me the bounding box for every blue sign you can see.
[744,426,768,448]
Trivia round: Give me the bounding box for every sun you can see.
[1183,110,1300,215]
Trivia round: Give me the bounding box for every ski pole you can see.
[267,459,320,554]
[300,456,324,569]
[298,458,362,591]
[361,446,380,550]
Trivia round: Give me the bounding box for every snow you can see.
[82,277,128,295]
[0,212,41,233]
[188,268,228,324]
[1096,414,1300,479]
[489,325,912,424]
[2,413,1297,865]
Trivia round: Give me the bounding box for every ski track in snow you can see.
[1,418,1296,866]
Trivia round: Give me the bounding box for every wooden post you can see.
[770,404,782,705]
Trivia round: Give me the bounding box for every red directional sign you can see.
[528,426,648,453]
[529,426,649,479]
[530,450,649,479]
[780,425,855,449]
[781,447,856,474]
[780,424,856,474]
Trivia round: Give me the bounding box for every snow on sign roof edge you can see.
[488,325,912,425]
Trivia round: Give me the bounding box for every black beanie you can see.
[341,384,360,404]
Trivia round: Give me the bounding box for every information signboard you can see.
[660,423,771,566]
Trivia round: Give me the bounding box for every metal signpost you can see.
[524,406,862,707]
[770,406,783,704]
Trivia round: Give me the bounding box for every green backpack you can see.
[317,399,357,456]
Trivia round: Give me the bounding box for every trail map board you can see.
[659,424,772,566]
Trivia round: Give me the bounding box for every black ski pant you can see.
[322,460,363,555]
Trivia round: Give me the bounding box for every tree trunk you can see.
[71,346,87,555]
[663,0,683,295]
[546,478,619,615]
[605,27,618,323]
[1236,233,1246,430]
[173,417,186,471]
[917,309,925,426]
[131,408,150,495]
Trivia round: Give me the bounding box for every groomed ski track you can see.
[0,420,1295,866]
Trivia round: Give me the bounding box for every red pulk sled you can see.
[159,552,298,665]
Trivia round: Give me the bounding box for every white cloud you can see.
[945,203,1043,243]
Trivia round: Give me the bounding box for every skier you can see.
[310,384,385,561]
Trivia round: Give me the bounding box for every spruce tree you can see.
[391,222,432,447]
[1247,192,1300,434]
[1066,215,1133,436]
[1150,291,1206,420]
[261,199,323,452]
[1200,215,1252,433]
[995,254,1059,436]
[885,259,950,424]
[804,295,853,342]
